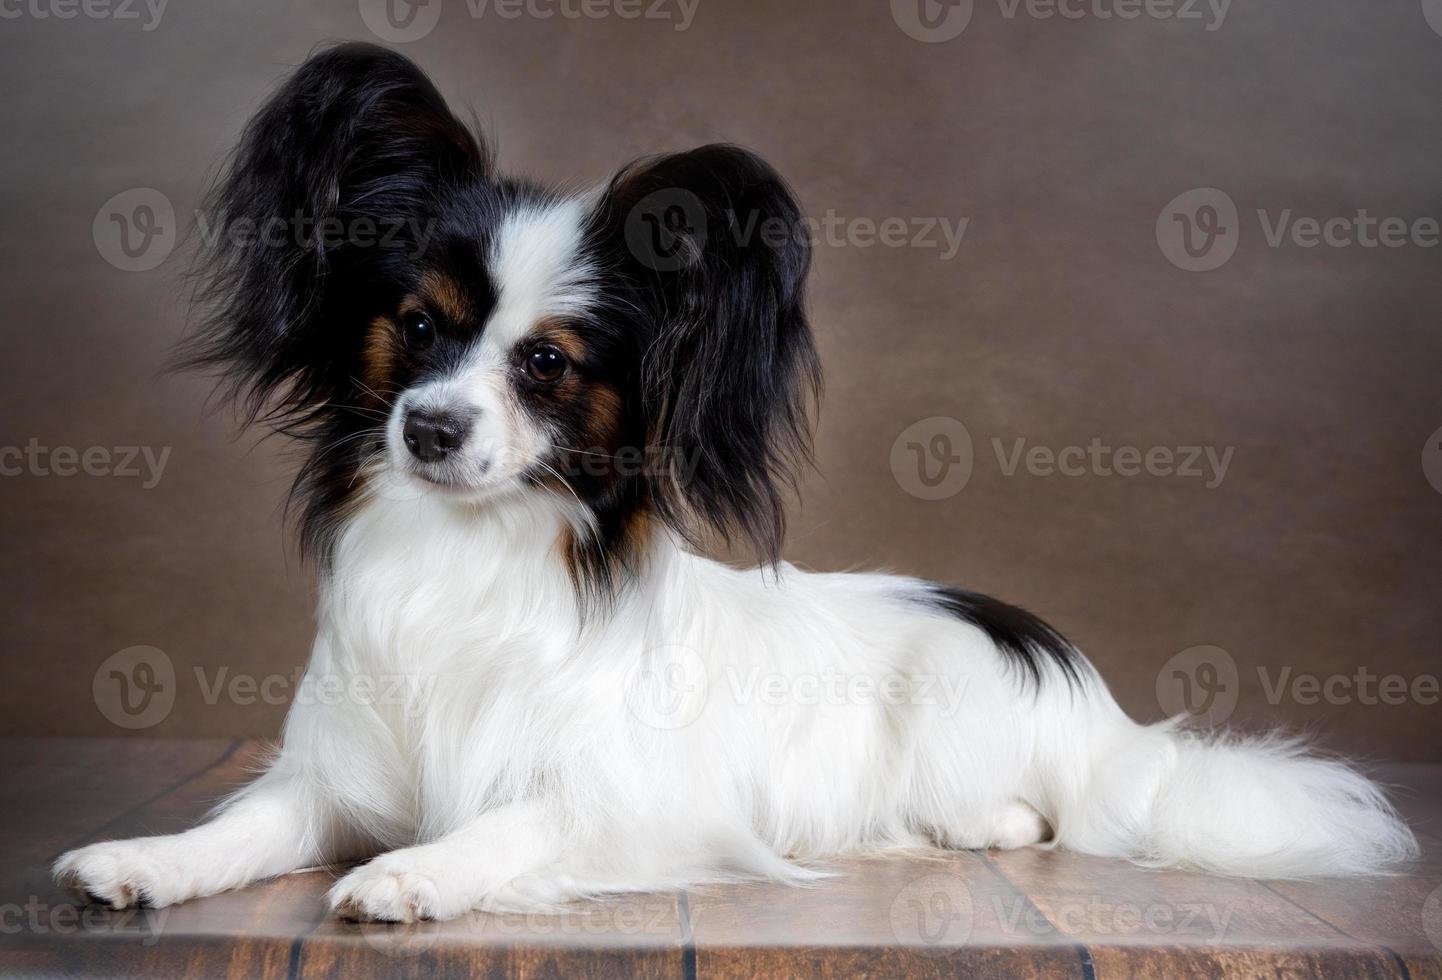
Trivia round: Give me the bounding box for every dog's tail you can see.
[1045,711,1418,878]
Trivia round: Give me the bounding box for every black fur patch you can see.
[582,144,822,569]
[918,585,1087,691]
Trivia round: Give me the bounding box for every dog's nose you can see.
[403,410,470,463]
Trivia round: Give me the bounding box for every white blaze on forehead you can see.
[484,199,594,350]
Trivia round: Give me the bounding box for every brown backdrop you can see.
[1,0,1439,759]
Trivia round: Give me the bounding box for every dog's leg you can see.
[53,768,342,909]
[329,800,561,922]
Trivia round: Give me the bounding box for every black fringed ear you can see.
[587,144,821,565]
[179,42,488,432]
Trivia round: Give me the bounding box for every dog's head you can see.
[185,43,818,600]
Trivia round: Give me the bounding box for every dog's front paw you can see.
[329,854,472,923]
[54,840,187,909]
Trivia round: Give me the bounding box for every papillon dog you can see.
[55,43,1416,922]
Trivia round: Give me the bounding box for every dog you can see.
[55,43,1416,922]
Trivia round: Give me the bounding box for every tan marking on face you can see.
[523,318,625,451]
[582,382,624,452]
[531,317,588,363]
[411,270,474,325]
[363,315,398,404]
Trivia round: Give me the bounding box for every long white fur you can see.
[55,201,1418,921]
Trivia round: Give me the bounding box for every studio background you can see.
[1,0,1439,759]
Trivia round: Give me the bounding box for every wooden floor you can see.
[0,738,1438,979]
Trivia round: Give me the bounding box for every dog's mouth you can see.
[411,467,464,489]
[395,455,516,501]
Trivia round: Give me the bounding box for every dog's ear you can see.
[587,144,821,565]
[181,42,487,429]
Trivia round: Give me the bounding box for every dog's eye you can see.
[525,345,568,383]
[400,312,434,351]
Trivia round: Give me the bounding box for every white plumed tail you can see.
[1050,716,1419,878]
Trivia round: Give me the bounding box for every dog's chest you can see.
[304,499,588,837]
[327,497,577,667]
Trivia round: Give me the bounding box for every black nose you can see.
[403,410,470,463]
